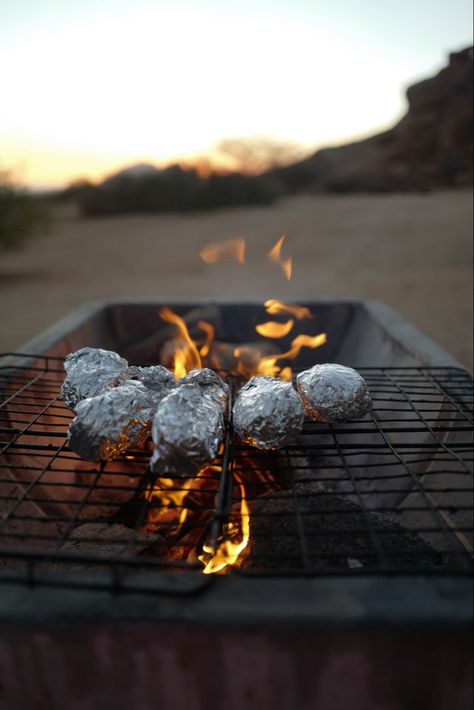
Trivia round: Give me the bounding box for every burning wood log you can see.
[233,375,304,450]
[140,465,222,563]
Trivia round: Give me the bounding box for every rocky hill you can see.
[272,46,473,192]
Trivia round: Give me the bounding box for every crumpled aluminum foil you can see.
[68,380,154,461]
[62,347,129,410]
[126,365,175,403]
[296,363,372,423]
[178,367,229,411]
[150,384,225,476]
[233,375,304,450]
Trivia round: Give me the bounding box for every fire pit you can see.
[0,299,472,710]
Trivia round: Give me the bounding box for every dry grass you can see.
[0,190,472,369]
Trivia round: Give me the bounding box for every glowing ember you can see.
[144,465,218,538]
[264,299,312,320]
[199,474,250,574]
[200,238,246,265]
[144,477,191,536]
[267,235,292,281]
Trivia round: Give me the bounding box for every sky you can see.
[1,0,472,189]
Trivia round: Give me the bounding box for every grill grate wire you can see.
[0,353,472,593]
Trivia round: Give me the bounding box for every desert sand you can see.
[0,190,472,370]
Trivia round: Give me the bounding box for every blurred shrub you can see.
[58,178,95,202]
[0,172,50,251]
[77,165,283,216]
[215,136,308,174]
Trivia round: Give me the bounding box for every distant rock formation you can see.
[273,46,473,192]
[102,163,159,185]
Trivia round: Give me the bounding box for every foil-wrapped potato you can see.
[68,381,155,461]
[296,363,372,423]
[126,364,175,403]
[178,367,229,410]
[233,376,304,450]
[150,384,225,476]
[62,347,128,410]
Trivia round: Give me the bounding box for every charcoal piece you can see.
[68,381,154,461]
[179,368,229,410]
[297,363,372,423]
[60,523,166,558]
[239,482,443,572]
[34,523,168,573]
[233,376,304,450]
[62,347,129,410]
[150,384,224,476]
[126,365,175,403]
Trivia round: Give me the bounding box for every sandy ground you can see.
[0,191,472,370]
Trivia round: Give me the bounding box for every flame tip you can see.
[267,235,292,280]
[200,238,246,265]
[264,299,312,320]
[255,318,295,339]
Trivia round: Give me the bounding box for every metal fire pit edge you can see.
[1,298,471,630]
[4,297,467,369]
[1,299,472,710]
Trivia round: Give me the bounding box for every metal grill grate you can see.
[0,353,472,593]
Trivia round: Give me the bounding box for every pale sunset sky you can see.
[1,0,472,189]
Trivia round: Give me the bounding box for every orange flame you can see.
[144,477,191,536]
[200,238,246,265]
[198,320,215,358]
[240,331,327,380]
[199,473,250,574]
[249,298,325,379]
[159,307,202,378]
[153,295,327,573]
[144,466,217,538]
[255,319,294,338]
[264,299,312,320]
[267,235,292,280]
[279,332,328,359]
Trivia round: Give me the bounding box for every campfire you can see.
[62,297,329,573]
[56,235,341,574]
[0,236,472,586]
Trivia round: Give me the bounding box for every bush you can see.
[0,172,50,251]
[77,165,283,216]
[58,178,95,202]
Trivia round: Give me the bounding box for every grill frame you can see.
[0,299,472,629]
